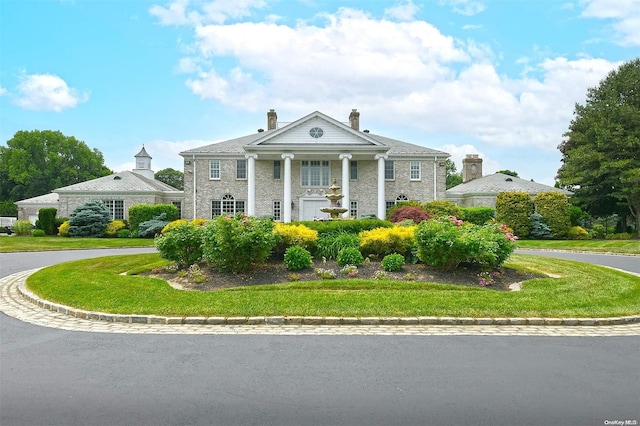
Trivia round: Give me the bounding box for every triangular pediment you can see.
[247,111,385,148]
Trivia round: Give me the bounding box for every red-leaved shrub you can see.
[389,206,430,224]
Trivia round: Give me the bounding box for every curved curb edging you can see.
[16,279,640,328]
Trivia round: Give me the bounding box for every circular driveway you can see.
[1,248,639,426]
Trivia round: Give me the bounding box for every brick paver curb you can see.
[10,269,640,328]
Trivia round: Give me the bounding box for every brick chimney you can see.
[349,109,360,131]
[267,109,277,130]
[462,154,482,183]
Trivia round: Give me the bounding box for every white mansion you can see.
[179,110,450,222]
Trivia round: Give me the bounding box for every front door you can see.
[299,196,329,221]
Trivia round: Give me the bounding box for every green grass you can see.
[26,253,640,318]
[517,239,639,254]
[0,236,156,252]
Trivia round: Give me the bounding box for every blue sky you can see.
[1,0,638,186]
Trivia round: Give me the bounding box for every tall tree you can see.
[557,58,640,236]
[497,169,519,177]
[0,130,112,201]
[445,158,462,189]
[155,168,184,190]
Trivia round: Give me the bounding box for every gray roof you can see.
[15,192,60,206]
[135,146,152,158]
[446,173,572,196]
[179,112,448,158]
[54,171,181,193]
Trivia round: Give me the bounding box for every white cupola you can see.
[133,146,154,180]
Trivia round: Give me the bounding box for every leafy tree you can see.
[557,58,640,237]
[495,191,532,238]
[445,158,463,188]
[497,170,519,177]
[0,130,112,202]
[155,168,184,190]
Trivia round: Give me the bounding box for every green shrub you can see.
[104,220,127,238]
[415,217,517,271]
[495,191,532,238]
[316,232,360,260]
[381,253,404,272]
[155,221,205,268]
[128,204,179,236]
[68,200,111,237]
[37,207,57,235]
[567,226,590,240]
[589,224,606,239]
[359,226,416,258]
[202,214,276,272]
[32,229,46,237]
[529,213,553,240]
[388,206,430,224]
[569,205,589,227]
[138,213,170,238]
[337,247,364,267]
[605,232,635,240]
[422,200,463,219]
[534,192,570,239]
[273,223,318,258]
[283,246,313,271]
[117,229,131,238]
[54,218,67,235]
[460,207,495,225]
[12,220,33,236]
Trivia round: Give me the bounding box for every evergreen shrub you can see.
[105,220,127,238]
[58,220,70,237]
[128,204,179,236]
[68,200,111,237]
[529,213,553,240]
[32,229,46,237]
[495,191,532,238]
[283,246,313,271]
[534,192,571,239]
[138,213,170,238]
[37,208,57,235]
[299,219,392,235]
[460,207,495,225]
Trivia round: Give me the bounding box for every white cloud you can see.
[14,73,89,112]
[580,0,640,46]
[0,85,7,96]
[110,139,214,172]
[438,0,486,16]
[150,0,267,26]
[154,4,621,155]
[384,0,420,22]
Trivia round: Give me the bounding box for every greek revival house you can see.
[180,110,450,222]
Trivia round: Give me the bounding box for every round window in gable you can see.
[309,127,324,138]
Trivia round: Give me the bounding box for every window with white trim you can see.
[350,161,358,180]
[349,201,358,218]
[236,159,247,180]
[301,160,330,187]
[103,200,124,220]
[385,160,395,180]
[273,201,281,221]
[172,201,182,219]
[273,161,281,179]
[209,160,220,180]
[211,194,245,217]
[410,161,421,180]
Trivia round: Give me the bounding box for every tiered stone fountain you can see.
[320,180,348,219]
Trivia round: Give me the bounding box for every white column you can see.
[433,157,438,201]
[245,153,257,216]
[282,153,294,223]
[192,156,197,220]
[375,154,388,219]
[339,153,352,218]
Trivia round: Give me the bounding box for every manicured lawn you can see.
[0,236,155,252]
[517,239,639,255]
[26,253,640,318]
